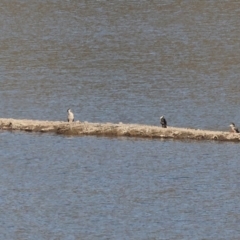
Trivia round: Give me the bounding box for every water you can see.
[1,132,239,239]
[0,1,240,239]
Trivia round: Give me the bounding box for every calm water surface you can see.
[0,1,240,239]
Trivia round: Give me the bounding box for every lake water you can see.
[0,1,240,239]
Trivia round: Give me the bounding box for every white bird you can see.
[67,109,74,122]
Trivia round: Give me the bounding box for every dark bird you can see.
[67,109,74,122]
[229,123,239,133]
[160,116,167,128]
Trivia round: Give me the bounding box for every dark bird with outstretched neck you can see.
[229,123,239,133]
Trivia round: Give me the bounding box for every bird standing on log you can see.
[67,109,74,122]
[229,123,239,133]
[160,116,167,128]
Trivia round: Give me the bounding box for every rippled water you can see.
[1,132,239,239]
[0,1,240,239]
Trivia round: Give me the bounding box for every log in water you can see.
[0,118,239,142]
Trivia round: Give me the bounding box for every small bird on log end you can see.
[229,123,239,133]
[67,109,74,122]
[160,116,167,128]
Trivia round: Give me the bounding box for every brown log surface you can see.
[0,118,239,142]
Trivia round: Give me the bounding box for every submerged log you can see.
[0,118,239,142]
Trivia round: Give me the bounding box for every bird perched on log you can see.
[229,123,239,133]
[160,116,167,128]
[67,109,74,122]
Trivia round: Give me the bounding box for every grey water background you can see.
[0,1,240,239]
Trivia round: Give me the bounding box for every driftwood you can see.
[0,118,239,142]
